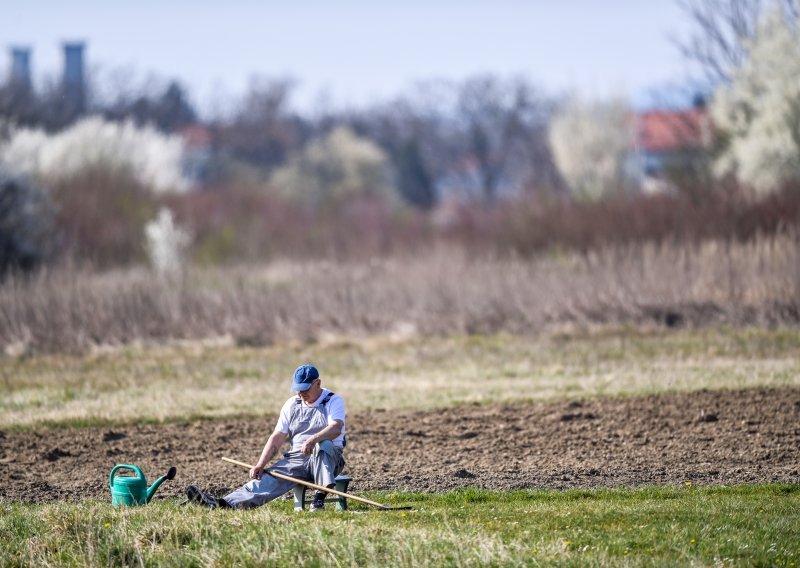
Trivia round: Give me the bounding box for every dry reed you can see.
[1,234,798,355]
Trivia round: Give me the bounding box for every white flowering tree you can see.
[549,96,634,201]
[0,116,189,193]
[710,6,800,194]
[145,207,191,276]
[270,126,394,207]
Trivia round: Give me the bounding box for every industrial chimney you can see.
[9,47,32,90]
[62,42,85,88]
[62,41,86,115]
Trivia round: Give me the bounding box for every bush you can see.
[145,207,190,275]
[711,6,800,193]
[51,167,158,267]
[269,127,395,207]
[443,185,800,255]
[549,96,634,200]
[0,172,53,275]
[0,116,189,193]
[168,183,430,263]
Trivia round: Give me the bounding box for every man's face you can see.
[297,379,322,403]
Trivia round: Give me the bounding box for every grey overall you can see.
[223,392,345,509]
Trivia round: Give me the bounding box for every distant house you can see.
[434,156,517,202]
[180,124,213,186]
[630,106,711,192]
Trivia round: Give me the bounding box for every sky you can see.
[1,0,698,115]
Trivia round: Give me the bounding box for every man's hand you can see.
[251,430,287,480]
[300,421,342,456]
[300,437,318,456]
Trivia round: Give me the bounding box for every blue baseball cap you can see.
[291,364,319,392]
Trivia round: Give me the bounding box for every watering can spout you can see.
[145,466,177,503]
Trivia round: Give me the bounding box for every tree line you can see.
[1,0,799,273]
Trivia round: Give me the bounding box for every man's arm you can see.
[299,420,343,456]
[249,429,289,480]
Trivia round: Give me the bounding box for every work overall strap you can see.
[294,391,334,406]
[319,392,346,448]
[290,391,345,449]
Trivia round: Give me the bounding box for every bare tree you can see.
[103,80,196,133]
[454,75,559,203]
[349,76,559,207]
[214,78,308,172]
[0,81,40,129]
[346,88,450,210]
[0,74,87,132]
[676,0,799,84]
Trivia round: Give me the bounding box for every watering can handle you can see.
[110,464,144,487]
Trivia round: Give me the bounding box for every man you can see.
[187,364,346,510]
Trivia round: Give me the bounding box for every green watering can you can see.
[109,464,177,506]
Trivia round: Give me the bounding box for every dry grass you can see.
[1,235,798,355]
[1,327,798,429]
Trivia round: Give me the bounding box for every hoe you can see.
[222,457,412,511]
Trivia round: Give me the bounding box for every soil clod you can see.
[103,431,127,442]
[41,448,71,462]
[698,412,719,423]
[560,412,597,422]
[453,469,476,479]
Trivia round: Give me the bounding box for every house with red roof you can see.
[180,124,213,186]
[631,105,711,192]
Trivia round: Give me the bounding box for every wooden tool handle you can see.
[221,456,390,510]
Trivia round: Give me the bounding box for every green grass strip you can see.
[1,484,798,567]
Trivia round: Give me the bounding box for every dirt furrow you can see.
[1,387,798,503]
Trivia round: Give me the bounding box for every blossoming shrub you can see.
[270,127,395,207]
[145,208,190,276]
[0,116,189,193]
[0,117,191,267]
[549,96,635,201]
[711,6,800,194]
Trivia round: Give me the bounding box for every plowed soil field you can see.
[2,387,798,503]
